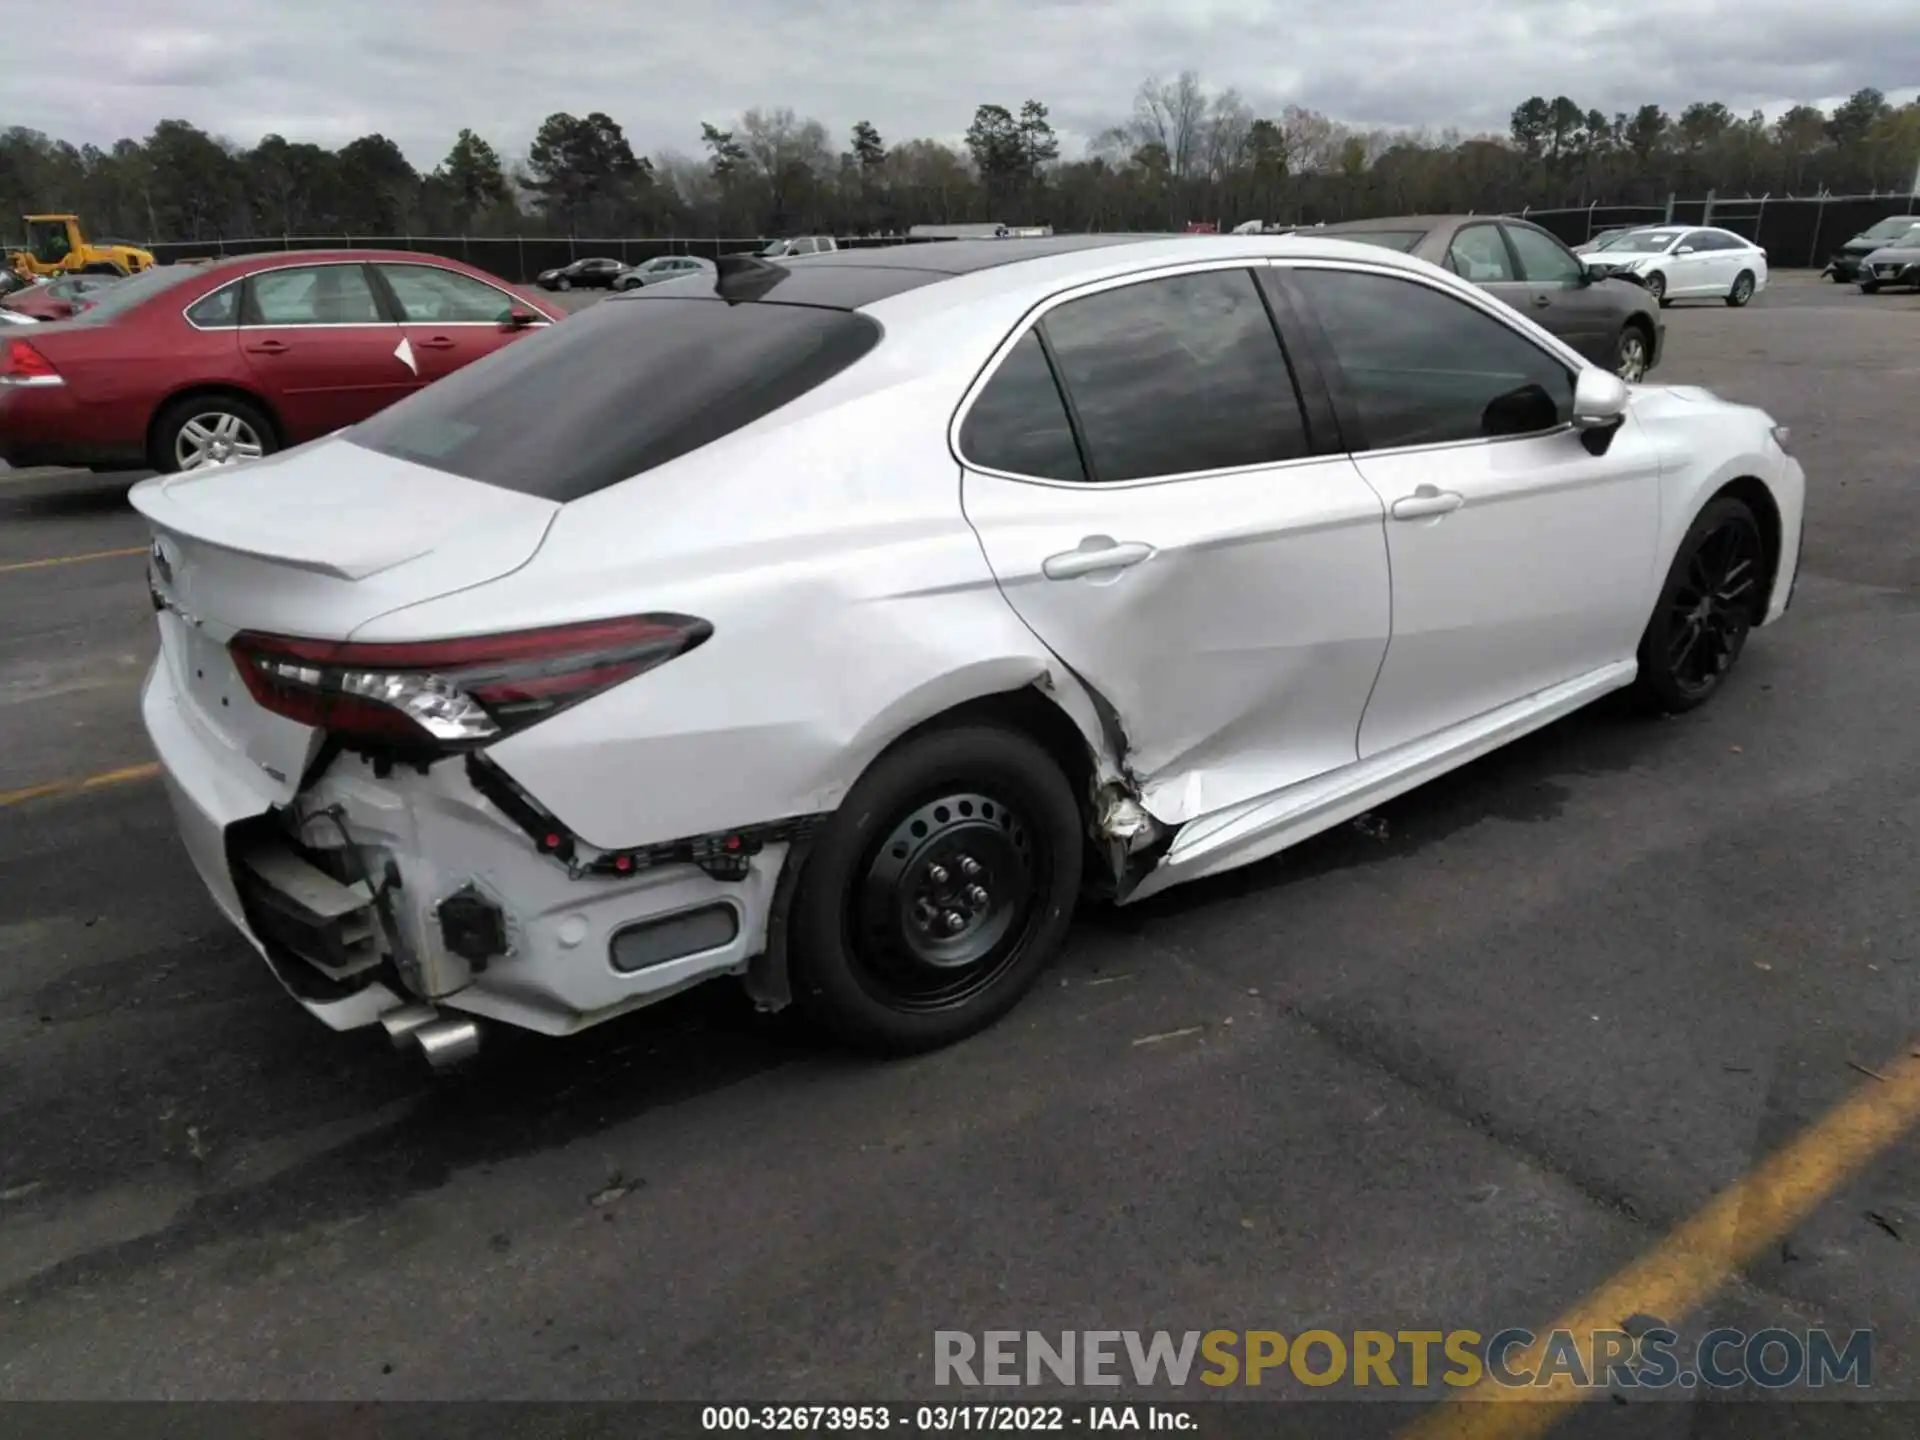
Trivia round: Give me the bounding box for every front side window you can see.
[246,265,385,325]
[1504,224,1584,284]
[958,330,1085,482]
[1286,268,1574,451]
[377,263,516,323]
[1037,268,1310,483]
[1446,225,1516,283]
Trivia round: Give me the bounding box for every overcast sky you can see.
[15,0,1920,168]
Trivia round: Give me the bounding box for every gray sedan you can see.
[1314,215,1666,382]
[1858,242,1920,293]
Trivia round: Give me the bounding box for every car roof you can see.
[188,249,497,275]
[632,232,1492,315]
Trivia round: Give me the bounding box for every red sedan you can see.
[0,250,564,472]
[1,273,123,321]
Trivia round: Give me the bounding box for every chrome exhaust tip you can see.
[380,1004,440,1049]
[412,1016,484,1069]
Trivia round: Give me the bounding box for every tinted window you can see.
[1446,225,1516,282]
[1504,225,1584,283]
[185,282,241,328]
[959,330,1085,482]
[377,263,517,323]
[1329,230,1427,253]
[1038,269,1309,482]
[348,296,881,502]
[1287,268,1574,450]
[247,265,384,325]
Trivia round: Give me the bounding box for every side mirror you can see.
[505,308,539,329]
[1675,244,1695,255]
[1573,368,1630,428]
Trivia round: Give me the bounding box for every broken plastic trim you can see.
[464,752,825,882]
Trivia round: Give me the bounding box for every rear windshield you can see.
[60,263,207,323]
[346,295,882,501]
[1326,230,1427,253]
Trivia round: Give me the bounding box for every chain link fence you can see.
[41,193,1920,283]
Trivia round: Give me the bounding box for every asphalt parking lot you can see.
[1,273,1916,1432]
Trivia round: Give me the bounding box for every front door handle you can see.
[245,340,290,354]
[417,336,457,350]
[1042,538,1155,580]
[1390,485,1465,520]
[1532,294,1552,308]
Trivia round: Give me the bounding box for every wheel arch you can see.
[147,382,286,464]
[1706,475,1783,619]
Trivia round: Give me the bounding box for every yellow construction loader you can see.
[6,214,156,280]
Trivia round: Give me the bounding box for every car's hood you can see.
[1864,244,1920,262]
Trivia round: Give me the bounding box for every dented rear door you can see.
[957,265,1391,826]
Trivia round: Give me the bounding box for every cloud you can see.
[8,0,1919,167]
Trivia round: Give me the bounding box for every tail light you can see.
[229,614,712,750]
[1,338,62,387]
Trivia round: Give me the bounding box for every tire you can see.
[1726,270,1756,307]
[1859,281,1879,295]
[1614,322,1653,382]
[789,723,1084,1055]
[556,277,571,291]
[151,394,277,474]
[1631,496,1766,714]
[1643,271,1668,306]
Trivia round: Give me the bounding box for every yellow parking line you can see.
[1401,1046,1920,1439]
[0,761,159,809]
[0,545,146,575]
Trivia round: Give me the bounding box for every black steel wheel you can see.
[1632,497,1766,713]
[790,724,1083,1054]
[1726,270,1755,308]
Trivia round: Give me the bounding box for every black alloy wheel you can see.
[790,724,1083,1054]
[1632,497,1766,713]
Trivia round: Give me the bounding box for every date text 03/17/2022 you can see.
[700,1404,1194,1431]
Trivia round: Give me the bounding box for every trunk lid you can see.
[133,436,559,803]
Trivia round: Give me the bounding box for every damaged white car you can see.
[136,235,1806,1064]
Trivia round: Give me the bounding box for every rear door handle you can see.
[1532,294,1552,307]
[1042,538,1155,580]
[244,340,289,354]
[417,336,457,350]
[1390,485,1465,520]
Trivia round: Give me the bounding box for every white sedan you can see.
[1581,226,1770,307]
[133,235,1806,1064]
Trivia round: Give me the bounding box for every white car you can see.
[1581,226,1770,307]
[611,255,716,291]
[133,235,1805,1065]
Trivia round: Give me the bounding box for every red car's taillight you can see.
[0,338,62,386]
[228,614,712,750]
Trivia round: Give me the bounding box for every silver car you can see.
[611,255,718,291]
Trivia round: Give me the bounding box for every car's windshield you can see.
[347,293,882,502]
[1326,230,1428,253]
[1595,229,1680,253]
[59,263,206,324]
[1860,216,1920,242]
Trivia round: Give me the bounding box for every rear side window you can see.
[1037,268,1310,483]
[185,282,241,328]
[347,297,882,501]
[959,331,1085,482]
